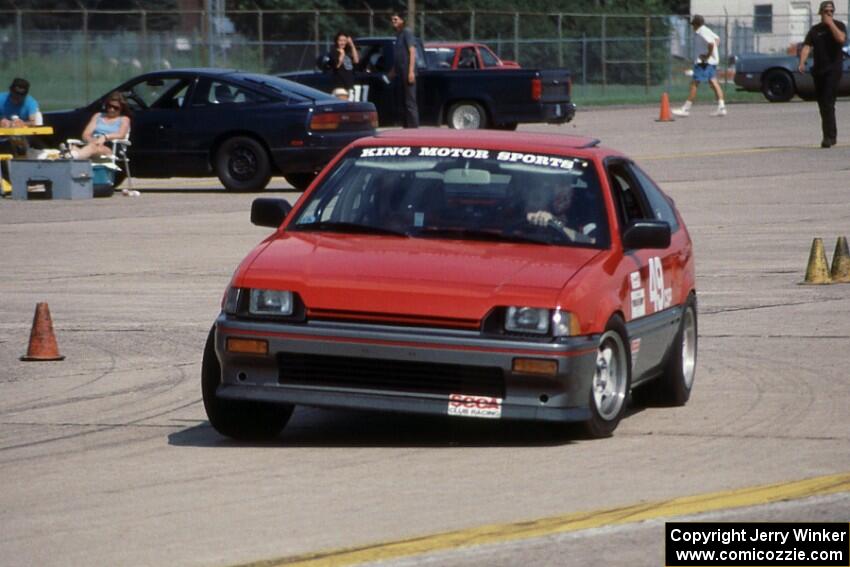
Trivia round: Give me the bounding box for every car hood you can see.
[235,232,600,325]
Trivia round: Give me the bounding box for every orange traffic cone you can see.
[20,302,65,361]
[656,92,674,122]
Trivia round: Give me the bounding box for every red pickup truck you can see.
[424,42,520,70]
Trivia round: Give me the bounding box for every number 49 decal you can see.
[648,256,665,313]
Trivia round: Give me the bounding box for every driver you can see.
[524,178,595,244]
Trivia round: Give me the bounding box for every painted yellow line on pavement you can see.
[236,471,850,567]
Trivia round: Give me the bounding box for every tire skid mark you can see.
[702,297,844,315]
[0,397,201,460]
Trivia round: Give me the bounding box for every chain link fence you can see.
[0,8,833,110]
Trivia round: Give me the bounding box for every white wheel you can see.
[448,101,487,129]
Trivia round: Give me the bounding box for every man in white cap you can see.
[799,0,847,148]
[673,15,727,117]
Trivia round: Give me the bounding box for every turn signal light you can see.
[226,337,268,355]
[513,358,558,376]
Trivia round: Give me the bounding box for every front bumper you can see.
[214,315,599,423]
[733,71,761,91]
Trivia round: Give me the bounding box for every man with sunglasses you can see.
[799,1,847,148]
[0,78,41,156]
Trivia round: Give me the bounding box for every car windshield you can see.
[290,146,609,248]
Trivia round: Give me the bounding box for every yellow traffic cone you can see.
[803,238,831,284]
[830,236,850,283]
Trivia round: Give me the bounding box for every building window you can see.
[754,4,773,33]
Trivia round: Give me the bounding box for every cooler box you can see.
[92,164,116,198]
[9,159,93,200]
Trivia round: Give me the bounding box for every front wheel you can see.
[447,101,488,129]
[215,136,272,192]
[202,326,293,440]
[761,69,795,102]
[582,316,631,438]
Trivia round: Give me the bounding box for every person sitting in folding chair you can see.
[66,91,131,160]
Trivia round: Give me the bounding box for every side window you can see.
[191,79,269,107]
[628,163,680,232]
[607,161,649,227]
[128,76,190,109]
[458,47,478,69]
[479,47,500,67]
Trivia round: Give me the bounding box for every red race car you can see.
[203,130,697,440]
[424,42,520,70]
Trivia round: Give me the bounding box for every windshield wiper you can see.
[414,227,549,245]
[294,221,409,237]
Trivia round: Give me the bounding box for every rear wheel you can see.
[761,69,795,102]
[447,101,488,129]
[215,136,271,192]
[284,172,317,191]
[202,326,293,440]
[582,316,631,438]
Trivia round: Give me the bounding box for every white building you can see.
[689,0,849,54]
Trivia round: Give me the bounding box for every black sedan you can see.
[733,48,850,102]
[44,69,377,191]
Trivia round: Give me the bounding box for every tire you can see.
[761,69,795,103]
[284,172,316,191]
[447,101,488,129]
[215,136,272,192]
[582,315,631,438]
[201,326,293,440]
[641,294,698,407]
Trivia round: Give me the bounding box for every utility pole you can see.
[409,0,416,33]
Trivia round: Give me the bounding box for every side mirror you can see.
[622,220,671,249]
[251,198,292,228]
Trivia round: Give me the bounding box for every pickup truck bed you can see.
[280,37,575,129]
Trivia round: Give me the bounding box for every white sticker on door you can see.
[631,288,646,319]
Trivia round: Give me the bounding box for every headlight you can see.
[223,287,241,315]
[502,306,576,337]
[505,307,549,334]
[249,289,293,316]
[551,309,575,337]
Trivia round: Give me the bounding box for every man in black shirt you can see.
[798,0,847,147]
[390,11,419,128]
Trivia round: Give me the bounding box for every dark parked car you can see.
[282,37,574,130]
[733,46,850,102]
[44,69,377,191]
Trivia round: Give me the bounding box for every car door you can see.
[606,159,680,380]
[121,74,196,174]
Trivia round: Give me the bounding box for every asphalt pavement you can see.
[0,100,848,567]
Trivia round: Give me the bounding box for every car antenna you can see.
[581,138,601,148]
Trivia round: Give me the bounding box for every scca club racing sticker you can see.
[448,394,503,419]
